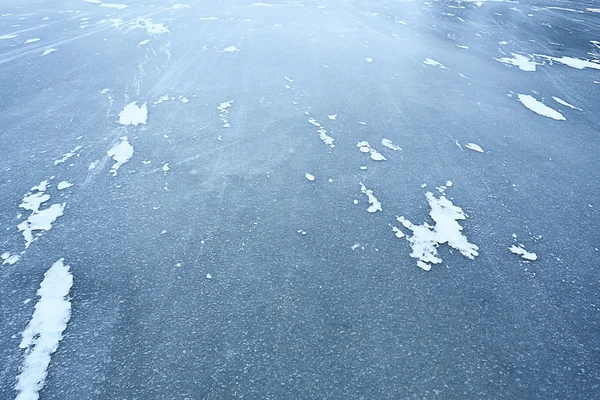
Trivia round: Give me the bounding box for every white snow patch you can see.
[222,45,240,53]
[357,141,386,161]
[538,54,600,70]
[381,138,402,151]
[162,163,170,172]
[54,146,82,165]
[100,2,128,10]
[18,182,65,249]
[107,136,134,176]
[131,18,169,35]
[217,100,233,128]
[88,161,98,171]
[365,57,373,63]
[552,96,579,110]
[509,245,537,261]
[308,118,334,148]
[305,173,315,181]
[41,48,57,56]
[15,258,73,400]
[2,252,21,265]
[138,39,149,46]
[517,94,566,120]
[423,58,448,69]
[99,88,109,94]
[495,53,538,71]
[465,142,484,153]
[56,181,73,190]
[327,114,337,120]
[456,44,469,49]
[0,34,18,40]
[118,101,148,125]
[360,182,382,213]
[396,192,479,271]
[24,38,41,44]
[154,94,170,104]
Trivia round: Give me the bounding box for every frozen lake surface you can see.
[1,0,599,398]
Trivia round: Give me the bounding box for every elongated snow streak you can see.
[15,259,73,400]
[307,118,335,148]
[396,192,478,271]
[359,182,382,213]
[517,94,565,120]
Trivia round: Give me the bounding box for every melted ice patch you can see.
[495,53,538,71]
[54,146,82,165]
[18,181,65,249]
[107,136,134,176]
[357,141,386,161]
[465,142,484,153]
[517,94,566,120]
[423,58,448,69]
[359,182,382,213]
[381,138,401,151]
[217,100,233,128]
[15,259,73,400]
[509,245,537,261]
[396,192,479,271]
[118,101,148,125]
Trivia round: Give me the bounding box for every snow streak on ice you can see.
[359,182,382,213]
[396,192,478,271]
[509,245,537,261]
[357,141,386,161]
[107,136,134,176]
[17,181,66,249]
[307,118,335,148]
[15,259,73,400]
[517,94,566,120]
[118,102,148,125]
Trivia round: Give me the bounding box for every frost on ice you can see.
[15,259,73,400]
[359,182,382,213]
[509,245,537,261]
[118,102,148,125]
[357,141,386,161]
[307,118,335,148]
[107,136,134,176]
[17,181,66,249]
[517,94,566,121]
[395,192,479,271]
